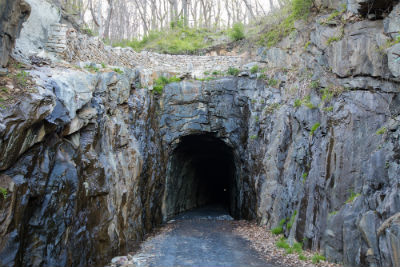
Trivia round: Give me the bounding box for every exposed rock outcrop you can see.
[1,1,400,267]
[0,0,30,67]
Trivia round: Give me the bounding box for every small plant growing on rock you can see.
[249,135,258,140]
[329,210,338,216]
[310,122,320,136]
[303,96,316,109]
[310,80,320,89]
[376,127,387,135]
[250,65,259,74]
[227,67,240,76]
[16,70,29,87]
[0,187,7,199]
[323,106,333,112]
[268,78,279,87]
[294,99,302,108]
[299,254,308,261]
[84,65,100,73]
[345,190,360,204]
[264,103,281,114]
[113,68,124,74]
[101,62,107,68]
[302,172,308,183]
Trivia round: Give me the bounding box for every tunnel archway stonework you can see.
[159,79,260,221]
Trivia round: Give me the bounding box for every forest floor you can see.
[106,206,343,267]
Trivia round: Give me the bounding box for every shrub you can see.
[229,22,245,41]
[250,65,259,74]
[310,122,321,136]
[227,67,240,76]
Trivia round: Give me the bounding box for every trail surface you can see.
[122,206,279,267]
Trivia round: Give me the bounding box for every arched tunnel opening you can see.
[163,134,239,220]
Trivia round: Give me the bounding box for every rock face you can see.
[0,0,30,67]
[1,1,400,267]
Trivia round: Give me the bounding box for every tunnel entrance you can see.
[163,134,239,220]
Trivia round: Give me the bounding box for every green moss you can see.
[0,187,7,199]
[311,253,326,264]
[310,122,321,136]
[376,127,387,135]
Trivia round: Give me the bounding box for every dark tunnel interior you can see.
[163,134,238,220]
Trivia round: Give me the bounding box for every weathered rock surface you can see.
[1,1,400,267]
[0,0,30,67]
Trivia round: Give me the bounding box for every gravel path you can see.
[107,206,342,267]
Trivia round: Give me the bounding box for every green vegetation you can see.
[250,65,259,74]
[16,70,29,87]
[153,75,181,94]
[302,172,308,183]
[311,253,326,264]
[250,135,258,140]
[323,106,334,112]
[376,127,387,135]
[303,96,316,109]
[287,210,298,230]
[304,41,311,50]
[276,237,304,255]
[271,218,287,235]
[85,65,100,73]
[112,68,124,74]
[229,22,245,41]
[0,187,7,199]
[329,210,338,216]
[321,4,347,25]
[112,26,223,54]
[264,103,281,114]
[326,26,344,45]
[321,88,334,102]
[345,190,361,204]
[299,254,308,261]
[310,122,320,136]
[258,0,313,47]
[227,67,240,76]
[294,99,302,108]
[101,62,107,68]
[268,79,279,87]
[310,80,320,89]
